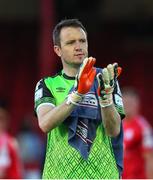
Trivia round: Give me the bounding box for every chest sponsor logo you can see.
[56,87,66,92]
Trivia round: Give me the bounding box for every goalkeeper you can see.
[34,19,125,179]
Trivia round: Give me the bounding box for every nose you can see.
[74,41,82,51]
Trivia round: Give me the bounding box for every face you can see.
[54,27,88,67]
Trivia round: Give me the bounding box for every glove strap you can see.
[66,91,83,105]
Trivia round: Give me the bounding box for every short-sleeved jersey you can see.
[122,116,153,179]
[34,70,125,179]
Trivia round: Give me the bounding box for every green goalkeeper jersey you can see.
[34,71,124,179]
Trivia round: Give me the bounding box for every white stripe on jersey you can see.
[36,103,55,115]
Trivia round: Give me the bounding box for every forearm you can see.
[38,101,76,133]
[101,104,121,137]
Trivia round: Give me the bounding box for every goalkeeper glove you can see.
[66,57,96,105]
[97,63,122,108]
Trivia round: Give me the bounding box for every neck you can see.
[63,64,80,77]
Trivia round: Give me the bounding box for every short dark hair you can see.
[53,18,87,46]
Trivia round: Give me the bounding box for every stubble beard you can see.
[63,57,84,68]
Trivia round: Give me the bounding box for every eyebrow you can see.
[65,38,86,44]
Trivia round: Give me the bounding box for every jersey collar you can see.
[61,70,75,80]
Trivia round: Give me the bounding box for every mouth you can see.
[74,54,85,58]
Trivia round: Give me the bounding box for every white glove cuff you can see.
[66,91,83,105]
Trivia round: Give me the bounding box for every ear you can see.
[54,45,62,57]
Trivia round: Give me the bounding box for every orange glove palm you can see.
[66,57,96,105]
[76,57,96,94]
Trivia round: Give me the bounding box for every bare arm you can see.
[101,104,121,137]
[37,101,76,133]
[97,64,122,137]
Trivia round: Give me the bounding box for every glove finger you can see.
[96,72,104,96]
[117,67,122,77]
[78,57,88,79]
[107,64,114,81]
[83,57,96,74]
[113,62,118,78]
[78,57,96,79]
[88,67,96,82]
[102,68,109,85]
[97,72,104,86]
[113,63,122,78]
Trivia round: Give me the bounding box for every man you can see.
[122,87,153,179]
[34,19,125,178]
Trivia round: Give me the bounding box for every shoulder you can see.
[35,72,62,90]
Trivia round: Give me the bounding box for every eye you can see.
[80,39,86,43]
[66,40,75,45]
